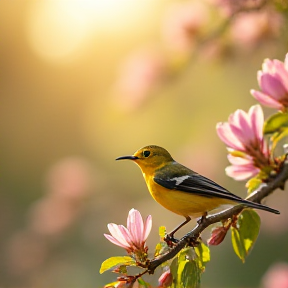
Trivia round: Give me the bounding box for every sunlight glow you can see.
[25,0,154,64]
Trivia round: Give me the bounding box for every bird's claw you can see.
[164,234,179,247]
[187,236,200,247]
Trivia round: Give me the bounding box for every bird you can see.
[116,145,280,238]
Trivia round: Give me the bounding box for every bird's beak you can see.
[115,155,139,161]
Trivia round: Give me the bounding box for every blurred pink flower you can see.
[251,53,288,111]
[216,105,270,180]
[104,208,152,253]
[46,157,95,200]
[162,1,209,53]
[114,49,166,111]
[29,197,79,236]
[6,230,48,276]
[230,9,283,49]
[208,0,267,17]
[262,262,288,288]
[158,269,173,287]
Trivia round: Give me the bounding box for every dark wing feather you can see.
[154,162,243,202]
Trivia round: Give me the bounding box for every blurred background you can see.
[1,0,288,287]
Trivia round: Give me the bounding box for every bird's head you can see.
[116,145,174,172]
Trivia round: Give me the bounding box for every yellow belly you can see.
[146,177,234,218]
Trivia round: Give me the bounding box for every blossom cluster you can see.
[216,53,288,181]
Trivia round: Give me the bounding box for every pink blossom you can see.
[158,269,173,287]
[208,0,264,17]
[162,1,209,53]
[104,209,152,253]
[216,105,264,152]
[216,105,270,180]
[114,49,166,111]
[230,9,283,49]
[262,262,288,288]
[251,53,288,111]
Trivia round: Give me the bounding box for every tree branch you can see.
[147,157,288,273]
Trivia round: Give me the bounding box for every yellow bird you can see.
[116,145,279,237]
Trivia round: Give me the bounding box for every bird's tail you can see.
[240,198,280,214]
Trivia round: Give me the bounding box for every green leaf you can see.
[170,256,178,288]
[154,241,168,258]
[181,261,200,288]
[264,112,288,134]
[169,247,202,288]
[194,242,210,270]
[246,177,262,194]
[231,209,261,263]
[137,277,150,288]
[271,127,288,153]
[99,256,136,274]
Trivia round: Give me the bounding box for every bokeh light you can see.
[25,0,156,64]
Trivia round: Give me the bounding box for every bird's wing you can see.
[154,163,242,202]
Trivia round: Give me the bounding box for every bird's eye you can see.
[143,150,150,157]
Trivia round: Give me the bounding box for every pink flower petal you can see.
[158,270,173,287]
[104,233,130,249]
[251,89,283,109]
[227,154,253,165]
[118,225,134,246]
[249,105,264,142]
[143,215,152,241]
[229,124,252,147]
[230,109,255,143]
[216,122,245,151]
[285,53,288,71]
[104,209,152,252]
[262,59,274,73]
[107,223,131,247]
[228,109,248,128]
[260,73,287,100]
[127,209,144,246]
[225,164,259,180]
[273,60,288,92]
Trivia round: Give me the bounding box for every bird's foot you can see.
[187,235,201,247]
[164,234,179,247]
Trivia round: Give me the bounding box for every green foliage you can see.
[246,177,262,194]
[194,242,210,271]
[99,256,136,274]
[270,128,288,151]
[264,112,288,134]
[264,112,288,152]
[155,242,168,258]
[137,277,150,288]
[231,210,261,263]
[170,243,210,288]
[155,226,169,258]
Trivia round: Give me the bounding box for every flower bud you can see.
[158,270,173,287]
[207,226,228,246]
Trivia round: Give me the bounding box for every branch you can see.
[147,157,288,273]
